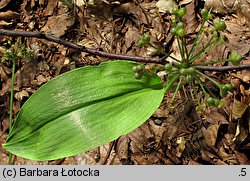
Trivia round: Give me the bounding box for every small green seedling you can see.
[2,39,30,164]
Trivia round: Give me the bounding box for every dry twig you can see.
[0,29,249,72]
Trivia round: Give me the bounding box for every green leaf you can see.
[3,60,165,161]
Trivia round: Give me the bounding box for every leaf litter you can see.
[0,0,250,164]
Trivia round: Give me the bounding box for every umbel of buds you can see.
[213,19,227,31]
[170,7,187,37]
[137,34,151,47]
[228,51,243,65]
[132,65,145,79]
[200,8,212,21]
[134,7,242,109]
[172,7,186,20]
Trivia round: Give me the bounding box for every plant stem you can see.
[8,59,15,165]
[182,38,189,61]
[196,79,208,108]
[204,83,216,98]
[170,78,182,103]
[188,20,206,59]
[164,73,180,92]
[177,37,185,62]
[188,34,205,63]
[149,43,181,63]
[190,36,214,63]
[194,59,229,66]
[59,0,73,9]
[195,70,222,88]
[191,80,201,108]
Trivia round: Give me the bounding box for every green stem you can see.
[189,36,214,63]
[149,43,181,63]
[204,83,217,98]
[164,73,180,92]
[193,75,209,98]
[193,71,218,98]
[182,38,189,62]
[194,59,229,66]
[8,59,15,165]
[191,80,202,108]
[177,37,185,62]
[59,0,73,9]
[170,78,182,103]
[188,20,206,59]
[188,34,205,62]
[195,70,222,88]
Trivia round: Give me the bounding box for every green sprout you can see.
[2,39,31,164]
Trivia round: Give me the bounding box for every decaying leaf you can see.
[14,90,29,101]
[205,0,250,25]
[232,98,248,120]
[234,107,250,147]
[202,124,220,147]
[179,0,193,5]
[0,0,11,9]
[156,0,177,13]
[116,135,129,163]
[0,11,20,20]
[182,0,198,34]
[41,13,75,37]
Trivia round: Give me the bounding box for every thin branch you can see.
[196,65,250,72]
[0,29,250,72]
[0,29,165,64]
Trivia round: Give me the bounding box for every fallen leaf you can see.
[116,136,129,163]
[41,13,75,37]
[232,98,248,120]
[0,11,20,20]
[179,0,193,5]
[14,90,29,101]
[43,1,58,16]
[156,0,177,13]
[182,0,198,34]
[0,0,11,9]
[202,124,220,147]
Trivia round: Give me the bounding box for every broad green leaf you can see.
[3,60,165,161]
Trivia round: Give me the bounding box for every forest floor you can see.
[0,0,250,165]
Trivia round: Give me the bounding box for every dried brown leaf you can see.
[1,116,9,133]
[0,11,20,20]
[16,59,37,88]
[61,157,77,165]
[114,2,151,25]
[116,135,129,162]
[14,90,29,101]
[0,0,11,9]
[202,124,220,147]
[74,148,100,165]
[182,0,198,34]
[0,152,8,164]
[175,136,186,157]
[205,111,229,125]
[235,107,250,146]
[205,0,237,14]
[235,150,250,164]
[232,98,248,119]
[41,13,75,37]
[156,0,177,13]
[179,0,193,5]
[206,0,250,23]
[43,1,58,16]
[128,124,149,151]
